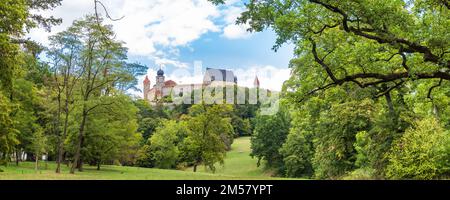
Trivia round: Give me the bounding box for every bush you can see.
[342,168,375,180]
[279,130,313,178]
[386,117,449,180]
[148,120,186,169]
[251,108,290,172]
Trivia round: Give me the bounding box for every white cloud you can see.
[221,5,252,39]
[27,0,221,57]
[154,58,190,69]
[114,0,221,56]
[26,0,287,96]
[234,65,291,91]
[223,24,251,39]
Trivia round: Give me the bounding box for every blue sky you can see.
[127,30,294,72]
[28,0,294,95]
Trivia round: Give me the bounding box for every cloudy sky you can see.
[28,0,294,96]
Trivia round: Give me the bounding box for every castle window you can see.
[179,88,184,96]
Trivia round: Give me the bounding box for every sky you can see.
[28,0,294,97]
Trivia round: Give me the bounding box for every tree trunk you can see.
[35,154,39,171]
[385,92,395,115]
[70,108,87,174]
[55,91,62,173]
[193,164,197,172]
[15,149,19,166]
[97,161,101,171]
[56,107,70,173]
[78,159,84,172]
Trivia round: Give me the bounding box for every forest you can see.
[0,0,449,180]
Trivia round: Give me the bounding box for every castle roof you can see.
[164,80,177,87]
[157,68,164,76]
[205,68,237,83]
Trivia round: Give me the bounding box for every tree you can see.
[386,117,449,180]
[0,0,61,92]
[251,106,290,173]
[231,104,257,137]
[30,125,47,171]
[82,95,141,170]
[0,91,19,165]
[182,104,234,172]
[209,0,449,132]
[210,0,449,180]
[212,0,449,101]
[279,106,315,178]
[0,0,61,168]
[280,129,314,178]
[46,15,145,174]
[12,78,45,166]
[147,120,187,169]
[47,25,83,173]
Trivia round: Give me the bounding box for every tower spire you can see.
[143,75,151,101]
[254,75,260,88]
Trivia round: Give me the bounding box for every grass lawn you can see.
[0,137,294,180]
[185,137,276,177]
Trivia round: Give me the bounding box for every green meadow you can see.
[0,137,293,180]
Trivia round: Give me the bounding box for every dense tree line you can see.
[0,1,149,173]
[0,0,259,173]
[1,0,448,180]
[210,0,449,179]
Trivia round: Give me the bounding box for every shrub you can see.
[342,168,375,180]
[386,117,449,180]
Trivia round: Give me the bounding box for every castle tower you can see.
[156,68,165,88]
[143,75,150,101]
[155,67,165,100]
[253,76,260,88]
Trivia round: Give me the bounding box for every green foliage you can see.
[0,0,27,90]
[386,117,449,180]
[363,110,411,177]
[0,91,19,164]
[82,95,141,168]
[251,106,290,173]
[354,131,370,169]
[30,125,47,170]
[182,104,234,172]
[312,99,374,179]
[0,0,61,91]
[342,168,375,180]
[147,120,187,169]
[12,78,46,155]
[279,130,313,178]
[231,104,257,137]
[208,0,449,180]
[138,118,162,142]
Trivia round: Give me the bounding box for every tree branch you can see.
[308,0,449,69]
[427,79,443,100]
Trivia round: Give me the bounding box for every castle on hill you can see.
[143,68,261,103]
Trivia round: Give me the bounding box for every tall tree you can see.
[60,15,145,174]
[47,25,83,173]
[82,95,141,170]
[210,0,449,108]
[182,104,234,172]
[0,91,19,165]
[251,106,290,172]
[0,0,61,92]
